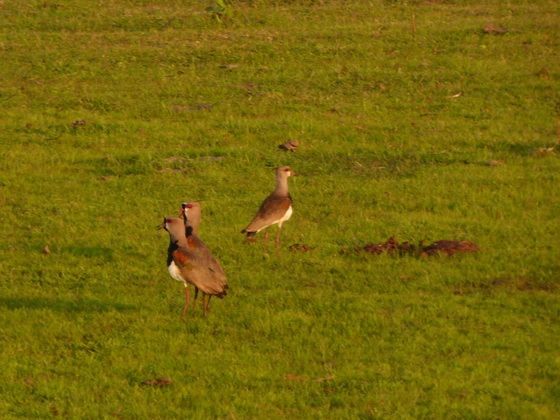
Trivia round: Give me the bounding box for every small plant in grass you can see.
[206,0,233,23]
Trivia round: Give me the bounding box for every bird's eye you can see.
[187,203,193,209]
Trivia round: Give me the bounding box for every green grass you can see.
[1,0,559,417]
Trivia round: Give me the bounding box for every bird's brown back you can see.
[243,193,292,234]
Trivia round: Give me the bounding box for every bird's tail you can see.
[215,285,228,299]
[241,229,256,239]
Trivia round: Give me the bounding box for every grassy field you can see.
[1,0,559,417]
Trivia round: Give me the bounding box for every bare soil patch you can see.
[341,237,479,257]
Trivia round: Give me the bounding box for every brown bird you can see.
[180,201,228,314]
[161,217,228,318]
[242,166,295,252]
[279,139,299,152]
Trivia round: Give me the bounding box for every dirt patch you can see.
[171,103,213,111]
[289,243,314,252]
[454,278,556,294]
[482,25,509,35]
[140,377,173,387]
[284,374,335,382]
[422,240,479,256]
[341,237,479,257]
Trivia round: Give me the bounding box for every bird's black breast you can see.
[167,240,179,266]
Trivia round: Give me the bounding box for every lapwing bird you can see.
[242,166,295,252]
[279,139,299,152]
[161,217,228,318]
[180,202,228,313]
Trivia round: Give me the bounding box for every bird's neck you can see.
[185,222,199,236]
[183,216,200,236]
[275,177,289,196]
[169,235,188,249]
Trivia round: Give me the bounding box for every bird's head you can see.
[180,202,194,220]
[181,201,202,227]
[160,217,185,237]
[278,166,296,178]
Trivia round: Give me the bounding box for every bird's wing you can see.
[172,245,227,296]
[187,235,228,291]
[171,246,200,269]
[244,195,292,233]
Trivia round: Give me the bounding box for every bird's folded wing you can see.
[172,247,227,295]
[187,235,228,282]
[246,195,292,231]
[172,247,200,269]
[186,235,201,251]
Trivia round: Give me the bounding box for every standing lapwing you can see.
[161,217,228,318]
[242,166,296,252]
[180,202,228,314]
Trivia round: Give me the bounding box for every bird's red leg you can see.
[181,285,190,319]
[192,287,199,311]
[275,225,282,250]
[263,228,269,253]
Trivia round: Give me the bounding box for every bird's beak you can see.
[179,203,188,218]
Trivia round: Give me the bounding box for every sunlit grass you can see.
[1,0,559,418]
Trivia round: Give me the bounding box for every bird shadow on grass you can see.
[0,297,136,313]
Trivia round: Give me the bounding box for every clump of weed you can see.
[206,0,233,23]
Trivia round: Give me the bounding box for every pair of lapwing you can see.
[161,166,296,318]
